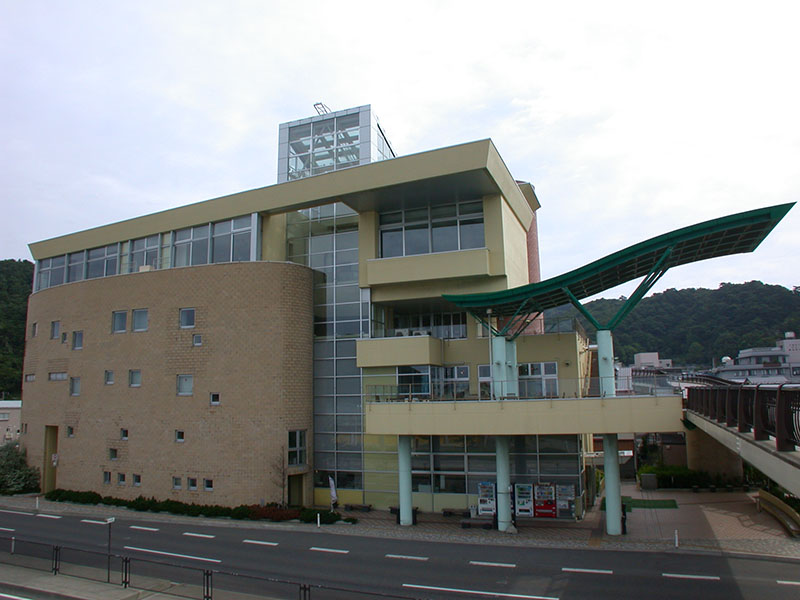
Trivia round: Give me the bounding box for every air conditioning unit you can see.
[138,265,153,273]
[395,329,410,337]
[413,330,430,336]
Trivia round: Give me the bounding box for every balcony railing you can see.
[366,375,680,403]
[686,384,800,452]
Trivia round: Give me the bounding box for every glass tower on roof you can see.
[277,105,394,183]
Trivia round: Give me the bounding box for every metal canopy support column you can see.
[495,435,516,533]
[597,328,622,536]
[397,436,413,526]
[492,336,519,399]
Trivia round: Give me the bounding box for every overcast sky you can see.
[2,1,798,299]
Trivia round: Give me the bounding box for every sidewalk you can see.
[0,485,798,599]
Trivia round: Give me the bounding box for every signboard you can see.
[477,481,496,516]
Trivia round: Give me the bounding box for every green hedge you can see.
[638,465,720,488]
[42,490,340,523]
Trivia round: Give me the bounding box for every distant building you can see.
[714,331,800,384]
[633,352,672,369]
[0,400,22,443]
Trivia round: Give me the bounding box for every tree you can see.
[270,445,287,506]
[0,442,39,494]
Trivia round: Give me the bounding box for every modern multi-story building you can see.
[21,105,640,519]
[713,331,800,384]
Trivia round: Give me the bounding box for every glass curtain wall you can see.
[286,202,368,491]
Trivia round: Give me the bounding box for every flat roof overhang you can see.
[444,202,795,318]
[29,139,537,260]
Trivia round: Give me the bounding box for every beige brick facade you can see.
[21,261,314,507]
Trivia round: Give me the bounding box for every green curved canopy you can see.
[444,202,793,334]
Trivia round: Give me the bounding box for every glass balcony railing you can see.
[365,375,681,403]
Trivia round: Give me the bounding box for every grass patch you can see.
[601,496,678,511]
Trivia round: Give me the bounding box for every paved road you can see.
[1,507,799,599]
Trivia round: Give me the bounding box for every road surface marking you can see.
[310,546,349,554]
[0,527,15,532]
[182,532,216,539]
[662,573,720,581]
[386,553,429,561]
[470,560,516,568]
[35,514,61,519]
[562,567,613,575]
[81,519,109,525]
[0,592,38,600]
[130,525,159,532]
[0,509,31,516]
[403,584,557,599]
[123,545,221,563]
[777,580,800,586]
[243,539,279,547]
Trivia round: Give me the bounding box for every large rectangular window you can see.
[87,244,118,278]
[112,311,127,333]
[211,216,252,263]
[519,362,559,398]
[177,374,193,396]
[288,430,307,466]
[132,309,148,332]
[378,200,484,258]
[129,235,159,272]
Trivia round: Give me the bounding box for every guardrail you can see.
[366,375,679,403]
[686,384,800,452]
[756,489,800,537]
[0,534,424,600]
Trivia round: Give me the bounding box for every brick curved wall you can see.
[21,261,313,506]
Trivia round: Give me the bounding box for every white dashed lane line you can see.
[0,509,31,516]
[130,525,159,532]
[243,539,279,547]
[469,560,516,568]
[778,580,800,586]
[34,514,61,519]
[309,546,349,554]
[0,527,15,532]
[182,532,215,539]
[562,567,613,575]
[403,584,557,599]
[80,519,108,525]
[662,573,720,581]
[385,554,429,561]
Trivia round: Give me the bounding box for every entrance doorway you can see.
[288,474,303,506]
[43,426,59,493]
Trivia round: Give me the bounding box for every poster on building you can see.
[477,481,496,516]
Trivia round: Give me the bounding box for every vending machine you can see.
[514,483,534,517]
[556,484,576,518]
[533,482,556,518]
[477,482,496,516]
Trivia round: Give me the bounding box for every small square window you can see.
[72,330,83,349]
[69,377,81,396]
[103,471,111,484]
[109,448,118,460]
[104,370,114,385]
[67,426,75,438]
[203,478,213,491]
[180,308,195,328]
[112,311,127,333]
[25,374,35,382]
[172,476,182,490]
[209,392,220,405]
[177,374,193,396]
[129,370,142,387]
[132,309,148,332]
[187,477,197,490]
[50,321,60,339]
[118,473,126,485]
[192,334,203,346]
[120,428,128,440]
[133,474,141,486]
[175,430,185,442]
[61,332,67,344]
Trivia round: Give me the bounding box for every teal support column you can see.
[596,329,622,535]
[491,336,519,398]
[596,329,615,398]
[603,433,622,535]
[397,436,413,526]
[495,436,516,533]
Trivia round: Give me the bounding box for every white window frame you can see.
[112,311,127,333]
[179,308,195,329]
[128,370,142,388]
[177,374,193,396]
[132,309,149,332]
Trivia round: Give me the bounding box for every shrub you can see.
[129,496,158,511]
[231,505,252,520]
[638,465,713,488]
[45,488,65,501]
[299,508,341,524]
[343,517,358,524]
[0,443,40,495]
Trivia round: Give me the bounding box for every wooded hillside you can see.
[544,281,800,367]
[0,260,34,397]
